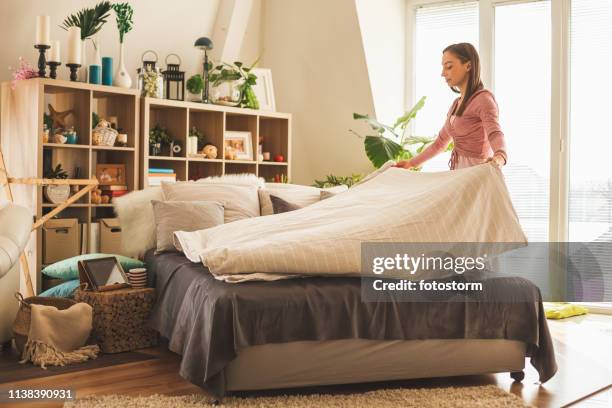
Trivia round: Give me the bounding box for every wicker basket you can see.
[12,293,77,355]
[92,120,118,146]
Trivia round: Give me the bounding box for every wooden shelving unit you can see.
[140,97,291,188]
[1,78,139,292]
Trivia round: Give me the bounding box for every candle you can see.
[49,40,60,62]
[35,16,50,46]
[67,27,81,64]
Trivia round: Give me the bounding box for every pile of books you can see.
[101,185,128,203]
[148,167,176,186]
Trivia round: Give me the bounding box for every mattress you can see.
[145,250,557,397]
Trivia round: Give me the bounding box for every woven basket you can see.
[92,121,118,146]
[12,293,77,355]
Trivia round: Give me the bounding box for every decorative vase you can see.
[150,143,161,156]
[211,80,242,106]
[80,39,88,82]
[114,42,132,88]
[93,38,102,66]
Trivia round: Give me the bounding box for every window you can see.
[494,0,551,242]
[568,0,612,243]
[414,1,479,171]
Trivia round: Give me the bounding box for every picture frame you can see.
[78,256,130,292]
[224,131,253,160]
[96,164,126,185]
[252,68,276,112]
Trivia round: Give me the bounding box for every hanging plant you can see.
[60,1,112,40]
[112,3,134,44]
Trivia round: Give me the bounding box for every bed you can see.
[145,250,557,398]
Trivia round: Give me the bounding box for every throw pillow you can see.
[269,195,302,214]
[161,182,260,222]
[152,200,224,253]
[39,280,80,298]
[114,187,164,257]
[42,254,144,280]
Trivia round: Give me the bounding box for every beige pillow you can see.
[151,200,224,253]
[161,182,260,223]
[114,187,164,257]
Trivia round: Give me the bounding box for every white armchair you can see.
[0,203,32,346]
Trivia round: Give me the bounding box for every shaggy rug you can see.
[63,385,532,407]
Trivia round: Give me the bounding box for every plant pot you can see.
[187,90,203,102]
[114,43,132,88]
[44,184,71,204]
[149,143,161,156]
[211,80,242,107]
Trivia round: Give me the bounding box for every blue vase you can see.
[89,65,101,84]
[66,133,78,144]
[102,57,113,86]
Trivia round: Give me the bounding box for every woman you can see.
[395,43,507,170]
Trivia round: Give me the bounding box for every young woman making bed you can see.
[395,42,507,170]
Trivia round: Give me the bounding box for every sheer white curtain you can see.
[414,1,479,171]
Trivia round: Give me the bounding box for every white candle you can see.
[35,16,50,46]
[49,40,61,62]
[67,27,81,64]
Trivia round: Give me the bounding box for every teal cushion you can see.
[39,280,81,298]
[42,253,145,280]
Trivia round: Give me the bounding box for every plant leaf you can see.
[392,96,426,129]
[353,113,396,136]
[364,135,403,168]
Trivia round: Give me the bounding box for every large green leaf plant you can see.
[351,96,453,169]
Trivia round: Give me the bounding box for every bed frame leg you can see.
[510,370,525,382]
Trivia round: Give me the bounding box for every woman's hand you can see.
[393,160,413,170]
[486,154,505,168]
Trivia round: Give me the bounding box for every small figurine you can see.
[202,143,218,159]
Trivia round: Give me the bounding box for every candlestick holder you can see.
[46,61,61,79]
[34,44,50,78]
[66,63,81,82]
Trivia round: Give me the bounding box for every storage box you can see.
[43,218,81,264]
[100,218,122,255]
[74,288,158,353]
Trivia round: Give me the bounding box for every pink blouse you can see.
[409,89,507,170]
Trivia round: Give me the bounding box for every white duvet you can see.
[174,163,527,282]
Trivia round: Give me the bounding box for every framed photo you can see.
[78,256,130,292]
[252,68,276,112]
[224,131,253,160]
[96,164,126,185]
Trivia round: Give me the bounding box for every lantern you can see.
[137,50,164,98]
[163,54,185,101]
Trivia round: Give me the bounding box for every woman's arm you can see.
[478,92,507,166]
[395,126,452,169]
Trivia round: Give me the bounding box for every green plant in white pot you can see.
[186,74,204,102]
[351,96,453,169]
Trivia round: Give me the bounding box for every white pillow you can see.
[114,187,163,257]
[196,173,265,188]
[161,182,260,222]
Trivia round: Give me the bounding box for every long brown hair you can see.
[443,43,483,116]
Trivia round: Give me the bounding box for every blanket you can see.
[174,163,527,282]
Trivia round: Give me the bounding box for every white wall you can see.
[0,0,260,84]
[355,0,406,125]
[261,0,377,185]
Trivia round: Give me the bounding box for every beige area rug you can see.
[63,385,532,407]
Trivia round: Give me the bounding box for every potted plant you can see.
[350,96,454,169]
[186,74,204,102]
[209,59,259,109]
[112,3,134,88]
[43,164,71,204]
[149,125,173,156]
[61,1,112,81]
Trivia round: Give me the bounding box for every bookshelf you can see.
[140,97,291,188]
[0,78,139,293]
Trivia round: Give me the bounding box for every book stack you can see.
[101,185,128,203]
[148,168,176,186]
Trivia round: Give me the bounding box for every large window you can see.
[568,0,612,243]
[414,1,479,171]
[494,0,551,242]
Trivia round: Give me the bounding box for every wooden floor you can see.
[1,314,610,408]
